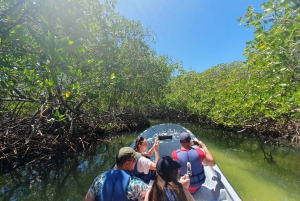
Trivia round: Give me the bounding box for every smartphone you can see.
[154,134,158,142]
[187,162,192,176]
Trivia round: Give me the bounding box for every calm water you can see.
[0,120,299,201]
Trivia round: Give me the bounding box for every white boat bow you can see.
[130,123,242,201]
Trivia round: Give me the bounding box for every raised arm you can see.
[143,141,156,157]
[149,140,160,170]
[198,141,215,166]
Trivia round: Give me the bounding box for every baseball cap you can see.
[179,132,191,143]
[116,147,141,163]
[157,156,181,175]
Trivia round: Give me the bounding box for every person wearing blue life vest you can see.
[172,132,215,194]
[84,147,150,201]
[144,155,194,201]
[131,136,160,184]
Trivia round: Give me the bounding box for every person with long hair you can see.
[131,136,160,184]
[145,156,194,201]
[133,136,158,158]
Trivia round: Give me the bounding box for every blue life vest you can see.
[175,148,206,187]
[97,169,133,201]
[165,188,176,201]
[131,155,154,184]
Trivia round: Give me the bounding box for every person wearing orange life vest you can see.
[172,132,215,194]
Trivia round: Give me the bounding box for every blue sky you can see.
[115,0,267,72]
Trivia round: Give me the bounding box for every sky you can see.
[115,0,267,72]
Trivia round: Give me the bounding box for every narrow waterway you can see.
[0,120,299,201]
[180,121,300,201]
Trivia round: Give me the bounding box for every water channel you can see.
[0,120,299,201]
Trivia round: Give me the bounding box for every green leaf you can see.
[88,59,95,64]
[110,73,115,79]
[10,25,24,39]
[8,81,14,86]
[55,110,60,117]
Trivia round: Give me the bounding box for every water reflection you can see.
[188,125,300,200]
[0,121,299,201]
[0,140,127,201]
[151,121,300,200]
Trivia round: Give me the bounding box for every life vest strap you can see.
[131,155,153,184]
[181,167,205,185]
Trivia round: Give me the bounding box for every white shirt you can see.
[137,156,153,174]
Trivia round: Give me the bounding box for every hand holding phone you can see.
[179,174,190,189]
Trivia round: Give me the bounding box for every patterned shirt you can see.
[87,170,150,200]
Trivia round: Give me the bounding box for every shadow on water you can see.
[149,120,300,200]
[0,138,128,201]
[1,120,299,201]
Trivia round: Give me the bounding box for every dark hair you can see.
[148,169,188,201]
[115,153,128,167]
[133,136,145,152]
[116,160,124,167]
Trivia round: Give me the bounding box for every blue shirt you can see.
[87,170,150,200]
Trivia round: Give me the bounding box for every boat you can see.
[129,123,242,201]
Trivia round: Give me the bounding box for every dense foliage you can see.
[0,0,179,172]
[1,0,299,170]
[0,0,179,128]
[163,0,300,154]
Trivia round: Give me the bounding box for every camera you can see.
[193,140,199,145]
